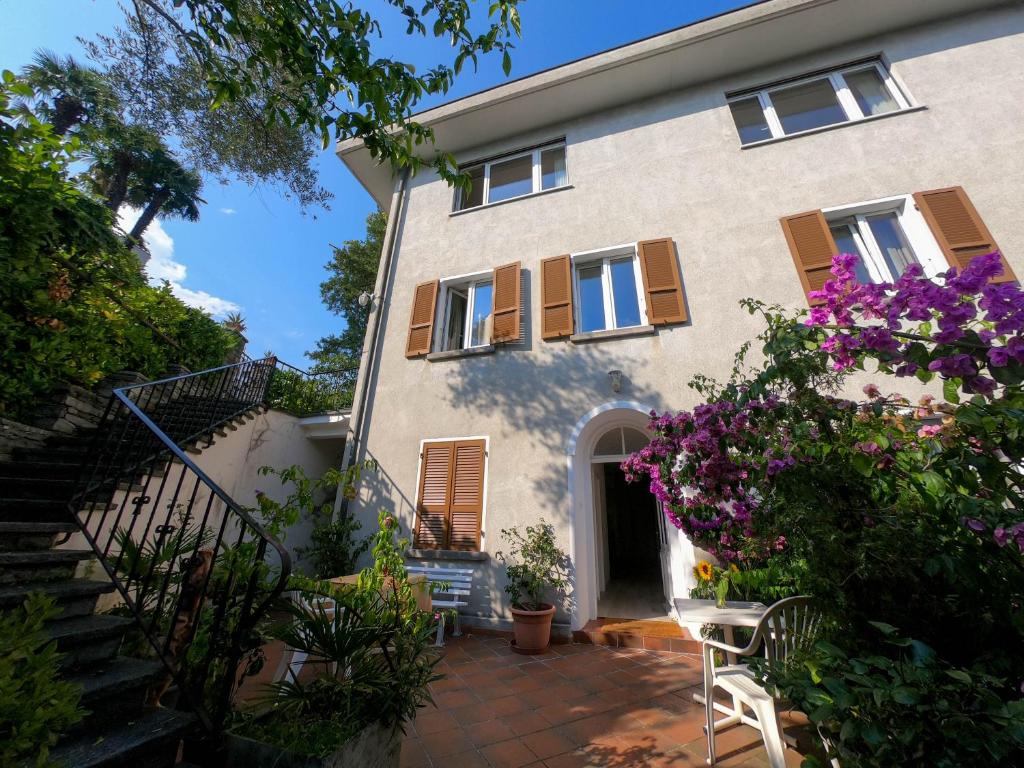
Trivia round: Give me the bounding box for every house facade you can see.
[338,0,1024,633]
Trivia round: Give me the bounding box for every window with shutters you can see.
[822,195,949,283]
[571,245,648,333]
[414,437,487,551]
[727,59,912,146]
[454,141,568,211]
[438,274,493,351]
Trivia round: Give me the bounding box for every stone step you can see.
[0,578,114,617]
[72,656,166,732]
[49,706,197,768]
[575,617,701,654]
[0,495,116,523]
[0,520,77,551]
[0,548,94,585]
[0,474,77,500]
[46,613,134,668]
[0,459,83,480]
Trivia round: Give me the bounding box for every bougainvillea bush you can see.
[624,253,1024,766]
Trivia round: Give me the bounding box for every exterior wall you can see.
[350,6,1024,628]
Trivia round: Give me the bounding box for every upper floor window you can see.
[439,275,493,351]
[573,246,647,333]
[728,59,911,146]
[456,141,567,211]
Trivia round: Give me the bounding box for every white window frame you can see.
[730,59,911,145]
[434,270,494,351]
[570,243,648,333]
[822,195,947,282]
[456,141,568,211]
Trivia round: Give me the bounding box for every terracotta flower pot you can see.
[510,603,555,654]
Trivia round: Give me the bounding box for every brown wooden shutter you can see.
[414,441,452,548]
[637,238,687,325]
[490,262,521,344]
[448,439,485,551]
[405,280,438,358]
[541,255,574,340]
[780,211,839,306]
[913,187,1015,282]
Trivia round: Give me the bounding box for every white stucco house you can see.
[335,0,1024,635]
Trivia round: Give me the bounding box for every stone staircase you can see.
[0,388,267,767]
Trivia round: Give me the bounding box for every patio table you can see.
[674,598,768,734]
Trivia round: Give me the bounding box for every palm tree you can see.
[87,122,164,213]
[125,146,204,242]
[222,312,247,334]
[20,50,116,135]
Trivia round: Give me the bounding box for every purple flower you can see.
[964,518,986,532]
[855,441,881,456]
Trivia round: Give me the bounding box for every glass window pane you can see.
[622,428,648,453]
[866,213,919,279]
[577,264,607,333]
[770,78,847,134]
[829,224,873,284]
[445,290,467,349]
[469,281,493,347]
[458,166,484,210]
[843,68,899,117]
[729,97,772,144]
[609,258,642,328]
[594,428,623,456]
[487,154,533,203]
[540,146,567,190]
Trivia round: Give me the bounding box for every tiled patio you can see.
[402,634,806,768]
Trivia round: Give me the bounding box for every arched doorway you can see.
[567,402,675,629]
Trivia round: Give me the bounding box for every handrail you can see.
[67,357,292,731]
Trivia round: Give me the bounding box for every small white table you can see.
[674,598,768,733]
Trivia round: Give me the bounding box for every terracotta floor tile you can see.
[446,748,490,767]
[506,674,546,694]
[480,738,538,768]
[419,728,473,760]
[477,683,516,701]
[419,709,463,735]
[451,701,498,726]
[491,693,532,717]
[506,710,550,736]
[468,717,517,747]
[434,689,479,710]
[399,737,432,768]
[521,728,577,761]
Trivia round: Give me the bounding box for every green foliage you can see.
[496,520,569,611]
[264,366,355,416]
[762,627,1024,767]
[0,74,236,416]
[257,462,374,579]
[309,210,386,372]
[0,594,84,767]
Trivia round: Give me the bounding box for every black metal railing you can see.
[67,358,291,731]
[266,360,357,417]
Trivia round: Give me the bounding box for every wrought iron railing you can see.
[68,358,291,731]
[266,360,357,417]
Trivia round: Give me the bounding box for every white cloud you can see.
[219,207,237,215]
[118,207,241,318]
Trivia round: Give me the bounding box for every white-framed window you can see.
[456,141,568,211]
[571,244,647,333]
[728,59,911,145]
[823,195,947,283]
[436,272,494,351]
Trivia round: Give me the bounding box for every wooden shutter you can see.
[414,441,452,548]
[780,211,839,306]
[405,280,438,358]
[490,262,521,344]
[637,238,687,325]
[448,440,485,551]
[913,187,1015,283]
[541,255,574,339]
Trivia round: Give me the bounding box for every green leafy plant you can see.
[0,594,84,767]
[496,520,568,611]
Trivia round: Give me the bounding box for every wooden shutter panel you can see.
[405,280,438,358]
[913,187,1015,282]
[637,238,687,325]
[490,262,521,343]
[448,439,485,551]
[780,211,839,306]
[414,441,452,549]
[541,255,574,340]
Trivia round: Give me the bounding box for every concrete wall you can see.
[350,6,1024,628]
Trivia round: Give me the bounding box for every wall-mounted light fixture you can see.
[357,291,377,308]
[608,369,623,394]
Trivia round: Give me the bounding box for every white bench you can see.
[405,565,474,646]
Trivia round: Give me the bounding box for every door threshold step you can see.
[575,617,700,654]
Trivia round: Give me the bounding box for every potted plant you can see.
[496,520,568,654]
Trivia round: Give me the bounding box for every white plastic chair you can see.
[703,596,821,767]
[286,591,339,681]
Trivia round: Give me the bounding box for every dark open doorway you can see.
[596,462,667,619]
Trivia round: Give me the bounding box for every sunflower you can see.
[695,560,714,582]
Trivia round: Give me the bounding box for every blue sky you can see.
[2,0,750,366]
